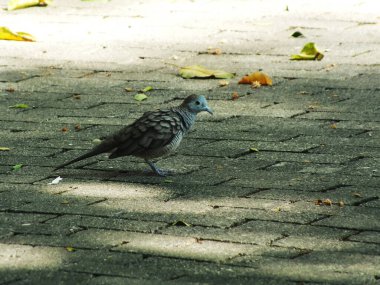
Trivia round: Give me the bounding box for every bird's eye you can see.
[195,101,200,105]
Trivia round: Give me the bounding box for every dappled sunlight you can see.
[42,181,172,200]
[0,243,65,271]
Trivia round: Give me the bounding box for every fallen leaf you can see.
[65,246,75,252]
[231,91,239,100]
[134,93,148,101]
[207,47,222,55]
[238,71,272,86]
[323,199,332,206]
[61,200,69,205]
[324,64,336,71]
[73,94,81,100]
[141,86,153,93]
[5,87,15,92]
[74,124,81,131]
[0,147,11,151]
[291,42,324,61]
[249,147,259,152]
[179,65,235,79]
[172,220,192,227]
[124,87,134,92]
[92,138,102,145]
[352,192,362,198]
[314,199,323,206]
[49,176,63,185]
[338,201,345,207]
[61,127,69,132]
[0,26,35,42]
[9,104,29,109]
[7,0,51,10]
[219,80,229,87]
[330,123,337,129]
[12,164,23,171]
[164,179,173,183]
[271,207,282,212]
[291,31,304,38]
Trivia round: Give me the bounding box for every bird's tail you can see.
[54,149,101,171]
[54,137,117,171]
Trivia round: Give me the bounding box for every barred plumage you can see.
[55,95,213,176]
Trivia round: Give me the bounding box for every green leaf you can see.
[291,42,324,61]
[65,246,76,252]
[0,147,11,151]
[9,103,29,109]
[141,86,153,93]
[249,147,259,152]
[291,31,304,38]
[12,163,23,171]
[179,65,235,79]
[134,93,148,101]
[7,0,51,11]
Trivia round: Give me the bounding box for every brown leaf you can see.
[323,199,332,206]
[61,127,69,132]
[5,87,15,92]
[314,199,323,206]
[74,124,81,131]
[238,71,273,86]
[338,201,345,207]
[231,91,239,101]
[352,192,362,198]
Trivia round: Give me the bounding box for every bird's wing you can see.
[109,109,182,158]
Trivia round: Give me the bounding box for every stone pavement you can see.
[0,0,379,284]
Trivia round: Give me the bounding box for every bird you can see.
[54,94,213,176]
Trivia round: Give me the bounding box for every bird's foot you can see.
[145,160,174,177]
[154,168,174,177]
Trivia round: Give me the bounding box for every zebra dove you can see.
[55,94,213,176]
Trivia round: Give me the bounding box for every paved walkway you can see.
[1,0,379,284]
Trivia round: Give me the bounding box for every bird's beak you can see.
[205,106,213,115]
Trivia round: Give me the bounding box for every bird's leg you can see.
[145,159,171,177]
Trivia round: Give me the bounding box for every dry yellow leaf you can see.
[8,0,51,11]
[239,71,272,86]
[207,47,222,55]
[0,26,36,42]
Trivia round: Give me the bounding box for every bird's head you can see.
[181,95,213,115]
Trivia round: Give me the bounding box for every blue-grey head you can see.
[181,94,213,115]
